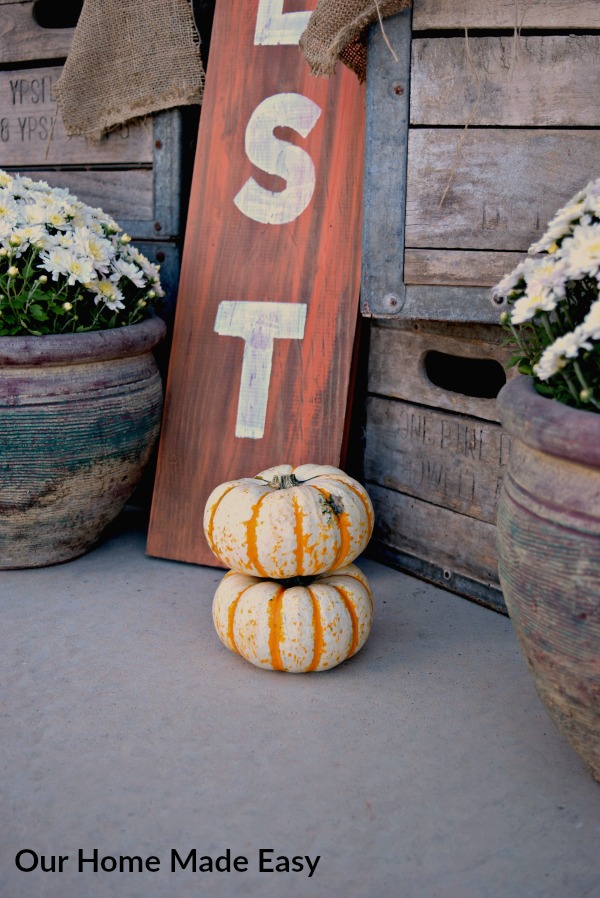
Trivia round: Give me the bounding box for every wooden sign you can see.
[147,0,365,565]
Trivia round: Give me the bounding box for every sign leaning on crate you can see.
[147,0,366,566]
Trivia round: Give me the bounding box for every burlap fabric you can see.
[54,0,204,139]
[299,0,411,81]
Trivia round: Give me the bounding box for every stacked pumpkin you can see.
[203,463,375,673]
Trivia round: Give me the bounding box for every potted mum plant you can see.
[493,178,600,781]
[0,169,166,569]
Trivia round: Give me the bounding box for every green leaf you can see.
[29,303,49,321]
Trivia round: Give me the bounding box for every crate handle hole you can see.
[423,351,506,400]
[33,0,83,29]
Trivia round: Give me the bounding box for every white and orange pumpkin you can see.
[203,463,374,579]
[212,563,374,672]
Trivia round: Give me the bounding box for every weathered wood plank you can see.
[361,7,412,317]
[368,321,513,421]
[404,249,525,287]
[365,395,509,523]
[0,2,73,63]
[8,168,154,224]
[411,36,600,127]
[412,0,600,30]
[406,129,600,251]
[0,67,153,166]
[367,540,506,612]
[367,482,501,587]
[147,0,365,565]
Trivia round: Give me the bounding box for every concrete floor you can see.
[1,510,599,898]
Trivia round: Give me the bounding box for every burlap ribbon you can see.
[54,0,204,139]
[299,0,411,81]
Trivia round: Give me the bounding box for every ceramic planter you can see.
[496,375,600,780]
[0,317,166,568]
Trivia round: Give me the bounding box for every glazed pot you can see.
[496,375,600,780]
[0,317,166,568]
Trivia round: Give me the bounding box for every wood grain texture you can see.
[404,249,525,287]
[411,35,600,127]
[368,321,513,422]
[365,395,508,523]
[405,129,600,251]
[367,482,500,587]
[147,0,365,565]
[0,2,73,63]
[0,67,153,167]
[412,0,600,30]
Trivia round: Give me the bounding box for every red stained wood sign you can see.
[147,0,365,565]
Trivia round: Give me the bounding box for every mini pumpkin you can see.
[212,563,374,672]
[203,463,374,579]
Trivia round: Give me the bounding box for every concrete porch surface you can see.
[1,510,599,898]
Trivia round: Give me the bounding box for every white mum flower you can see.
[92,279,126,311]
[560,223,600,279]
[110,257,146,288]
[529,198,585,254]
[581,298,600,340]
[533,327,593,380]
[72,226,113,273]
[510,287,557,324]
[525,256,567,299]
[38,247,96,285]
[21,201,48,227]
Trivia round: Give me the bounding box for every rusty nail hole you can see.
[156,251,166,262]
[393,83,404,96]
[155,139,162,149]
[491,291,505,306]
[443,570,452,580]
[154,221,162,232]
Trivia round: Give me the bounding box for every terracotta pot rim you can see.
[497,375,600,468]
[0,315,166,366]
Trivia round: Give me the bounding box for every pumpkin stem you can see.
[271,472,300,490]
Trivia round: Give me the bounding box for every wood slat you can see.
[412,0,600,30]
[0,2,73,63]
[405,129,600,251]
[368,482,500,587]
[411,35,600,127]
[9,168,154,224]
[368,321,512,422]
[361,6,412,317]
[404,249,525,287]
[365,395,508,523]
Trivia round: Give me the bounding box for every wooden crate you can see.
[364,320,514,611]
[360,0,600,607]
[0,0,185,318]
[362,0,600,318]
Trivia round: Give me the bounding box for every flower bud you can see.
[580,388,593,403]
[7,266,19,277]
[38,275,48,284]
[62,302,73,312]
